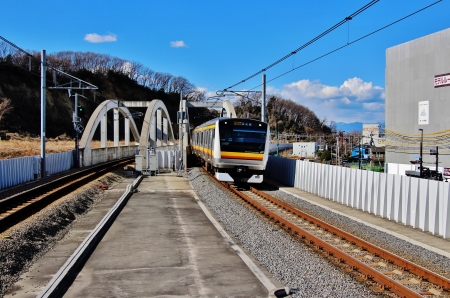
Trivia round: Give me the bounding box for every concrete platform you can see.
[63,172,278,297]
[264,178,450,259]
[7,172,280,297]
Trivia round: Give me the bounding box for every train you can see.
[191,117,270,183]
[348,145,371,162]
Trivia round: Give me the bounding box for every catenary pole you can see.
[40,50,46,178]
[261,74,266,122]
[74,93,79,167]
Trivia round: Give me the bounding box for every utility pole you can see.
[358,136,362,170]
[336,136,340,166]
[261,74,266,123]
[178,91,185,174]
[419,128,423,178]
[40,50,46,178]
[74,92,79,167]
[276,115,279,156]
[436,146,439,177]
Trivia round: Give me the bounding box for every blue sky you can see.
[1,0,449,125]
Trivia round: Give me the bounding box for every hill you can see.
[0,63,188,140]
[0,50,334,140]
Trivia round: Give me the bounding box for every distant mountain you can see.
[335,122,363,133]
[335,122,385,133]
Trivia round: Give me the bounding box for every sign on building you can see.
[418,101,429,125]
[434,73,450,88]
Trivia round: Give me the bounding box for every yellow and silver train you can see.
[191,117,270,183]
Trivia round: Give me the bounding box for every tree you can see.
[0,98,13,124]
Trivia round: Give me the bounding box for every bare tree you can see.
[186,88,206,101]
[152,72,173,91]
[0,98,13,123]
[137,67,155,87]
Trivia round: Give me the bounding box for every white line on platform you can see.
[189,189,277,294]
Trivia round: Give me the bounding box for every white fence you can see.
[157,150,181,170]
[0,151,74,190]
[0,147,180,191]
[266,156,450,239]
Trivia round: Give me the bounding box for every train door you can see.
[210,129,215,158]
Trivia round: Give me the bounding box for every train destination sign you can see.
[434,73,450,88]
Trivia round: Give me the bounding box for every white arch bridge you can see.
[78,99,236,170]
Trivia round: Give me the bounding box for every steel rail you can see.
[250,186,450,291]
[201,167,450,296]
[218,184,421,297]
[0,158,133,233]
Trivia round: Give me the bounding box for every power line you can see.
[248,0,442,91]
[0,35,97,90]
[223,0,380,91]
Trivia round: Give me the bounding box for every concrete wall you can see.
[81,146,138,167]
[386,27,450,165]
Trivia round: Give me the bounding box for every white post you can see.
[157,109,162,147]
[163,117,168,146]
[125,117,130,146]
[114,108,119,147]
[101,112,107,148]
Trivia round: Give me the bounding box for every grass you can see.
[0,139,128,160]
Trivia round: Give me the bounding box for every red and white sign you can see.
[444,168,450,177]
[434,73,450,88]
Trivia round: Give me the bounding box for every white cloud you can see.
[278,77,385,123]
[341,97,351,104]
[191,78,385,124]
[84,33,117,43]
[170,40,188,48]
[196,87,216,99]
[363,102,385,110]
[340,77,383,101]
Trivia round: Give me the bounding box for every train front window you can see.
[219,120,267,153]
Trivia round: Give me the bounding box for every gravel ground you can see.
[266,188,450,280]
[3,166,449,298]
[187,168,381,298]
[0,172,124,297]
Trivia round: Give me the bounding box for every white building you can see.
[293,142,317,158]
[362,124,385,148]
[385,27,450,166]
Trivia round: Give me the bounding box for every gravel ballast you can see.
[3,167,449,297]
[187,168,381,297]
[0,173,124,297]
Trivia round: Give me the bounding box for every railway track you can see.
[0,158,133,233]
[203,168,450,297]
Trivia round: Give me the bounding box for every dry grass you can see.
[0,139,127,160]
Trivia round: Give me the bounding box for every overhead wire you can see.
[223,0,380,91]
[0,35,97,89]
[247,0,443,91]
